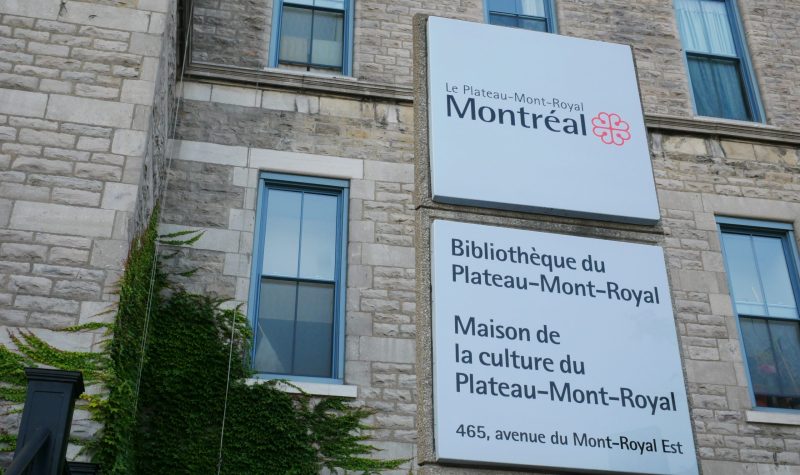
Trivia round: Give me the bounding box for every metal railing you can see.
[7,368,99,475]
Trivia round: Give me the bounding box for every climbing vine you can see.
[0,209,406,474]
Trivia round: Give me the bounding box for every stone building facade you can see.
[0,0,176,455]
[2,0,800,473]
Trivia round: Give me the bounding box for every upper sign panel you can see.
[426,17,660,224]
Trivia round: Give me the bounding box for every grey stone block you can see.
[7,275,52,295]
[31,264,104,282]
[90,239,128,269]
[362,243,414,268]
[43,147,89,162]
[178,140,248,167]
[75,163,123,181]
[28,174,103,192]
[10,201,115,237]
[0,243,48,262]
[129,33,162,57]
[77,137,111,152]
[364,161,414,184]
[15,295,79,314]
[121,80,155,105]
[60,2,150,32]
[101,182,138,211]
[48,247,90,266]
[75,84,119,100]
[53,280,102,300]
[0,127,16,141]
[51,188,102,207]
[0,88,48,118]
[46,94,134,128]
[12,156,73,174]
[358,336,415,363]
[111,129,147,156]
[0,0,60,20]
[18,128,75,148]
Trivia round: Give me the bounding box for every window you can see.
[718,217,800,410]
[486,0,557,33]
[674,0,761,121]
[250,173,349,382]
[269,0,354,75]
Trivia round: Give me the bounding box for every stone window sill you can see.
[185,62,414,102]
[245,378,358,398]
[261,67,358,82]
[745,409,800,426]
[646,114,800,146]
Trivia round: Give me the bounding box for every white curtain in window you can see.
[488,0,545,16]
[675,0,736,55]
[310,10,344,67]
[280,7,311,63]
[688,56,749,120]
[519,0,546,16]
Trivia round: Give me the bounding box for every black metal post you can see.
[9,368,85,475]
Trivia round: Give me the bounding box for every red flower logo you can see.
[592,112,631,146]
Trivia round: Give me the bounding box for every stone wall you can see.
[167,1,800,471]
[132,1,177,236]
[654,133,800,473]
[0,0,175,458]
[557,0,690,118]
[170,76,800,475]
[352,0,483,85]
[557,0,800,126]
[738,0,800,129]
[167,82,417,470]
[191,0,271,69]
[188,0,484,81]
[410,130,800,475]
[3,0,799,473]
[187,0,800,129]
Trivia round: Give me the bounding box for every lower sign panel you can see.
[431,220,698,475]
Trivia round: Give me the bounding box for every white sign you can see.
[427,17,660,224]
[431,220,697,474]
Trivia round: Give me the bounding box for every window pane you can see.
[254,279,298,374]
[293,282,335,377]
[315,0,345,10]
[489,13,519,27]
[255,280,335,378]
[489,0,547,31]
[285,0,315,6]
[299,193,338,280]
[741,318,800,409]
[488,0,516,13]
[722,232,767,316]
[279,6,312,64]
[263,189,302,277]
[519,0,546,16]
[753,236,798,318]
[519,17,548,32]
[255,177,345,380]
[310,10,344,68]
[675,0,736,55]
[688,56,750,121]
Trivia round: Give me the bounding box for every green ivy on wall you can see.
[93,207,162,473]
[0,209,406,474]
